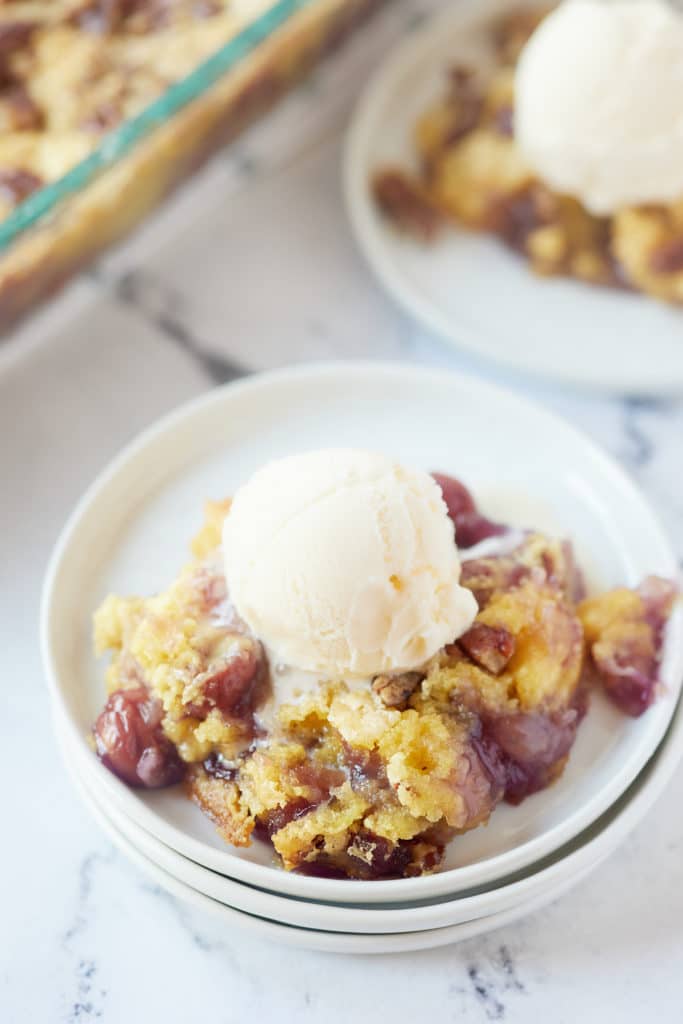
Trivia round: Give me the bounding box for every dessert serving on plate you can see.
[91,449,679,881]
[372,0,683,305]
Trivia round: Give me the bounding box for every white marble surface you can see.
[2,1,683,1019]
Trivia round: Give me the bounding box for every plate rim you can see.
[342,0,683,395]
[42,360,681,904]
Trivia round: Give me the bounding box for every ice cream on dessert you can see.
[515,0,683,214]
[222,449,478,679]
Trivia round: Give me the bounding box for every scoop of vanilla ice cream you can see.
[515,0,683,214]
[222,450,477,677]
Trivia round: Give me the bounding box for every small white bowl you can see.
[42,362,683,904]
[344,0,683,394]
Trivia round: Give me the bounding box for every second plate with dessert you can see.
[344,0,683,393]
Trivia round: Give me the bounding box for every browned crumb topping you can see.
[0,1,260,218]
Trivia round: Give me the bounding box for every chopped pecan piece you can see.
[372,169,443,241]
[372,671,423,708]
[458,622,516,674]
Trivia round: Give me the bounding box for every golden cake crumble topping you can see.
[91,474,678,880]
[371,6,683,305]
[0,0,267,219]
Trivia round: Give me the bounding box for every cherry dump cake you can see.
[0,1,261,220]
[372,4,683,304]
[92,452,678,880]
[0,0,383,333]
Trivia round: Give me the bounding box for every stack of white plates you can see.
[42,364,683,953]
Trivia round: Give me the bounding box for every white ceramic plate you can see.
[42,362,683,905]
[344,0,683,394]
[60,728,602,954]
[58,690,683,933]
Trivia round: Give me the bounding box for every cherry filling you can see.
[590,577,677,718]
[344,743,387,792]
[248,748,423,878]
[93,687,185,788]
[593,639,659,718]
[471,705,582,805]
[188,639,265,720]
[203,751,238,782]
[346,831,413,878]
[252,761,346,842]
[297,832,438,881]
[460,539,583,609]
[253,798,320,842]
[431,473,506,549]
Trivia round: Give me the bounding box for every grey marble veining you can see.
[2,0,683,1020]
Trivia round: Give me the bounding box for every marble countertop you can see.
[2,1,683,1020]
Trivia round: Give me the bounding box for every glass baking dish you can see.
[0,0,383,333]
